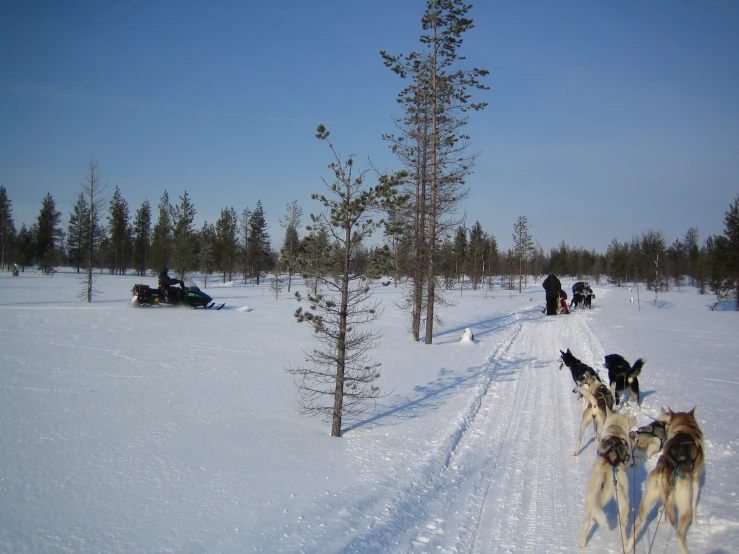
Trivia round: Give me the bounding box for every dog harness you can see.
[594,386,614,412]
[636,420,668,450]
[599,436,630,467]
[666,432,701,478]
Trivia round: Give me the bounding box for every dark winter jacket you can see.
[572,281,593,296]
[542,274,561,296]
[159,267,179,287]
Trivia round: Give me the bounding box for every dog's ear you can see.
[689,406,696,417]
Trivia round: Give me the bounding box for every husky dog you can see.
[559,349,603,387]
[627,408,704,554]
[604,353,646,406]
[577,406,636,548]
[630,407,670,460]
[573,374,615,456]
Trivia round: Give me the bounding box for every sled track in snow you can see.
[343,308,531,553]
[345,304,623,553]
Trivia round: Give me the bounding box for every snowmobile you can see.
[131,275,224,310]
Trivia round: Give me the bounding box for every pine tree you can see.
[150,191,172,273]
[67,192,89,273]
[35,193,63,273]
[287,125,406,437]
[453,225,467,286]
[299,226,331,296]
[0,185,16,270]
[17,224,35,270]
[512,215,533,293]
[709,194,739,309]
[468,220,486,290]
[684,227,700,287]
[198,221,216,287]
[107,185,132,275]
[381,0,488,344]
[132,200,152,277]
[170,191,197,278]
[215,207,239,283]
[606,239,630,287]
[280,200,303,292]
[247,200,270,285]
[239,207,251,283]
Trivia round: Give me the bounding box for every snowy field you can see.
[0,269,737,554]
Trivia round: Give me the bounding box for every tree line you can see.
[1,185,738,308]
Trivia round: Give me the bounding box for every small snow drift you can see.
[460,328,474,343]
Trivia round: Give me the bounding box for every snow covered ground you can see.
[1,269,737,553]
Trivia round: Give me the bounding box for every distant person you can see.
[542,272,561,315]
[12,263,19,277]
[571,281,594,309]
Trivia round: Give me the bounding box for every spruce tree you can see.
[453,225,467,285]
[247,200,270,285]
[280,200,303,292]
[468,220,486,290]
[17,224,34,270]
[198,221,216,287]
[67,192,89,273]
[107,185,131,275]
[709,194,739,309]
[150,191,172,273]
[35,193,63,273]
[132,200,152,277]
[512,216,533,293]
[0,185,16,270]
[170,190,197,279]
[215,207,239,283]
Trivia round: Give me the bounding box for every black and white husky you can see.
[604,353,645,407]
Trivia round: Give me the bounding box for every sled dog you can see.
[627,408,704,554]
[603,353,645,407]
[578,406,636,548]
[559,349,602,387]
[573,374,615,456]
[630,407,670,460]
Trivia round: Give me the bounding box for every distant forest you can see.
[1,183,737,309]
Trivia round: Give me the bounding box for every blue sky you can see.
[1,0,737,253]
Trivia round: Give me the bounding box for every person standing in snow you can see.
[542,272,561,315]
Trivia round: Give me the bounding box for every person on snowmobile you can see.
[159,265,185,301]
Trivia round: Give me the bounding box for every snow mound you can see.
[460,327,474,343]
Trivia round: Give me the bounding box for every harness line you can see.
[611,465,627,554]
[645,471,677,554]
[630,442,637,554]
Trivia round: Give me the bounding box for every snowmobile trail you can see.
[346,305,622,553]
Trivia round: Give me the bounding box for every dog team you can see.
[559,348,704,554]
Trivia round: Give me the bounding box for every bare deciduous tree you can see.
[80,155,107,302]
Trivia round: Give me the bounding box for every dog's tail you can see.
[574,385,599,408]
[629,358,646,379]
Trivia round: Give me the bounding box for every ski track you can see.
[345,305,653,554]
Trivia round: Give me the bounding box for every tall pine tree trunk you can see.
[424,37,438,345]
[331,202,353,437]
